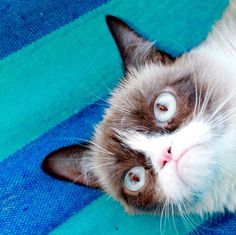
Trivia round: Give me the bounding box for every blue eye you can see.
[154,92,176,123]
[123,166,145,192]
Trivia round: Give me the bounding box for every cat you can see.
[42,1,236,216]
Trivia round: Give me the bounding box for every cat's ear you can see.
[41,144,99,188]
[106,15,174,70]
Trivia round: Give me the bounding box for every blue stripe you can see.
[191,212,236,235]
[0,100,108,234]
[0,0,110,59]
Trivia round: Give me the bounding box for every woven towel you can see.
[0,0,233,234]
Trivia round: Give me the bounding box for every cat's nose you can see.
[160,147,172,168]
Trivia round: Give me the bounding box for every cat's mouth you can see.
[162,144,203,177]
[176,144,204,177]
[159,144,207,203]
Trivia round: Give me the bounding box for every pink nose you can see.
[160,147,172,168]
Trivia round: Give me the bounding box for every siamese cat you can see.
[42,1,236,216]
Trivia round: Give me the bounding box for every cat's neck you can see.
[203,1,236,53]
[190,1,236,85]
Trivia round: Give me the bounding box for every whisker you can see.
[88,162,116,171]
[198,77,217,119]
[53,137,115,156]
[83,86,132,114]
[207,91,235,123]
[171,202,179,235]
[160,199,168,235]
[207,109,236,127]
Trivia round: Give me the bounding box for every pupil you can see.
[128,172,140,182]
[157,103,168,111]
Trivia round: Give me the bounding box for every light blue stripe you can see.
[0,0,228,161]
[51,195,203,235]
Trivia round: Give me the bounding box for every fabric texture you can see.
[0,0,227,162]
[0,0,110,59]
[0,101,104,234]
[191,212,236,235]
[0,99,201,235]
[1,0,235,234]
[50,195,200,235]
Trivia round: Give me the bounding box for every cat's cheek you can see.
[177,150,218,200]
[158,162,192,203]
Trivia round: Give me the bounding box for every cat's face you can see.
[42,16,236,215]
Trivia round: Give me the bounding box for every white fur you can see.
[117,120,217,204]
[112,0,236,214]
[92,0,236,216]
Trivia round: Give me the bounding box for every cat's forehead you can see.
[126,59,192,88]
[105,62,197,131]
[111,59,196,103]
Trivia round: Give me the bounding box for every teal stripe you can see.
[50,195,203,235]
[0,0,228,161]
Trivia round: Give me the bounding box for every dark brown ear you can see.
[41,144,99,188]
[106,15,174,70]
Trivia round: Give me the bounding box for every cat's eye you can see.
[154,92,176,123]
[123,166,145,192]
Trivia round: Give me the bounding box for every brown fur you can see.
[42,15,212,213]
[91,71,202,211]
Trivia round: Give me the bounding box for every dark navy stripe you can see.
[191,212,236,235]
[0,100,108,234]
[0,0,110,59]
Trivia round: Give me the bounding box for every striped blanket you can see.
[1,0,234,234]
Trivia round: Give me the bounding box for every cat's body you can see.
[185,3,236,214]
[42,1,236,217]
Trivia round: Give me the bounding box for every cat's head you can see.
[42,16,236,215]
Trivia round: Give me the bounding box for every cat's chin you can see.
[159,161,192,204]
[158,147,217,207]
